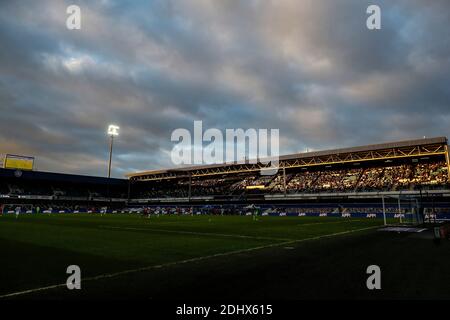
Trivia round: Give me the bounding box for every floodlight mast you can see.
[107,125,119,178]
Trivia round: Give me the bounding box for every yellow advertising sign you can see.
[4,155,34,170]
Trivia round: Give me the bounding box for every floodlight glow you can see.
[107,124,120,136]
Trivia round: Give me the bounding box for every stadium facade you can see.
[1,137,450,219]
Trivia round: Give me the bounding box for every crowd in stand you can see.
[411,163,448,185]
[267,175,287,193]
[137,185,189,198]
[273,162,448,194]
[229,176,257,191]
[356,163,448,192]
[307,169,361,192]
[286,171,319,192]
[189,177,235,196]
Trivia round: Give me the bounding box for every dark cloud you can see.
[0,0,449,177]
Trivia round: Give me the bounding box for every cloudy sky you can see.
[0,0,449,178]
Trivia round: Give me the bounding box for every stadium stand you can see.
[128,137,450,200]
[0,168,128,208]
[1,137,450,216]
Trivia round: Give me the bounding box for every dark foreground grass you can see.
[0,214,449,299]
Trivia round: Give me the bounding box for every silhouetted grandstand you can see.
[0,169,128,203]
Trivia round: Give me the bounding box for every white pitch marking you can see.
[0,225,380,299]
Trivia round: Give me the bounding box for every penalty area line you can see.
[0,225,379,299]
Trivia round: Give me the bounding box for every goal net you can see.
[381,195,423,226]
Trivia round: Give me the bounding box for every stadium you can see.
[2,0,450,309]
[1,136,450,300]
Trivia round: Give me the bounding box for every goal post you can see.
[381,194,423,226]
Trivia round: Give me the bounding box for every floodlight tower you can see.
[107,124,119,178]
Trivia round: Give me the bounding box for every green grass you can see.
[0,214,449,299]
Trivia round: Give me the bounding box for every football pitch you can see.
[0,214,449,300]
